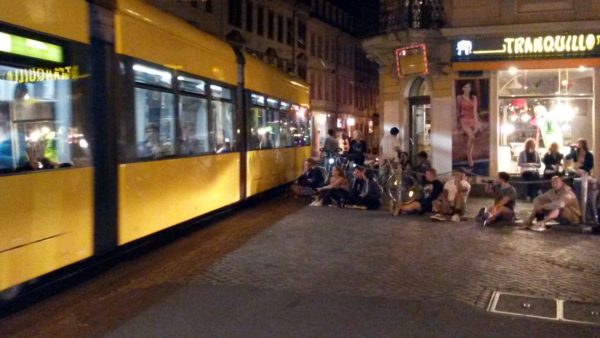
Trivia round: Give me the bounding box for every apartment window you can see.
[286,18,293,46]
[309,32,315,56]
[191,0,198,8]
[297,20,306,49]
[257,5,264,36]
[267,10,274,40]
[277,14,284,43]
[317,36,322,58]
[245,1,253,32]
[205,0,212,13]
[228,0,242,28]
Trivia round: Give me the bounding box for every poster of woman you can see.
[453,79,490,176]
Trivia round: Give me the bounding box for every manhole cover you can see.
[563,301,600,324]
[492,293,557,319]
[488,291,600,326]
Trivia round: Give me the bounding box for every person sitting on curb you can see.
[345,166,381,210]
[311,166,350,207]
[393,168,443,216]
[475,172,517,227]
[431,169,471,222]
[525,176,581,232]
[290,158,325,198]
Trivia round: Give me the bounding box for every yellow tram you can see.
[0,0,309,298]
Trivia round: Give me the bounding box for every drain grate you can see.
[487,291,600,326]
[563,301,600,324]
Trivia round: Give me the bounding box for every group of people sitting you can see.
[290,158,381,210]
[290,155,586,232]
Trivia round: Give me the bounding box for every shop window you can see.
[134,88,175,159]
[497,67,594,173]
[0,64,90,173]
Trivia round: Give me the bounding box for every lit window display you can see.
[497,67,594,173]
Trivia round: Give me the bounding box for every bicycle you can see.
[377,158,421,211]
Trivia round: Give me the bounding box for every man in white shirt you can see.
[379,127,401,178]
[431,169,471,222]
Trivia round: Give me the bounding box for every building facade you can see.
[365,0,600,178]
[146,0,380,155]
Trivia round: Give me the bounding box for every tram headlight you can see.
[328,158,335,165]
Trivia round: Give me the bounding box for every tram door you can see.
[409,96,431,166]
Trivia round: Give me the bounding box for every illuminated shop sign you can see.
[395,44,428,77]
[0,66,79,83]
[0,31,63,63]
[452,33,600,62]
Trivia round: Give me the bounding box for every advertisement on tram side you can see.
[453,78,490,176]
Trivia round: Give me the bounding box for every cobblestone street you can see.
[2,196,600,337]
[201,197,600,306]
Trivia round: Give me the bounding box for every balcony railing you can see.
[379,0,446,32]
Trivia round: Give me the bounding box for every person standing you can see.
[379,127,401,178]
[456,81,481,168]
[518,138,541,201]
[323,128,339,155]
[348,130,367,166]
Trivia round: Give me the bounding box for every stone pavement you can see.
[199,198,600,306]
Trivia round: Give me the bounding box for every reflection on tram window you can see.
[133,63,172,88]
[290,105,310,146]
[178,75,206,95]
[0,64,90,174]
[179,95,209,155]
[135,88,175,159]
[248,95,310,150]
[211,100,234,153]
[210,85,232,100]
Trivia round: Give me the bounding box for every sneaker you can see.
[309,199,323,207]
[450,214,461,222]
[530,221,547,232]
[475,207,487,223]
[431,213,447,221]
[482,218,490,228]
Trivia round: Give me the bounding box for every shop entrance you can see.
[408,77,432,166]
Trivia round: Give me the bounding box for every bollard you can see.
[581,171,588,223]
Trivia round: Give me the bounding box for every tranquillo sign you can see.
[452,33,600,62]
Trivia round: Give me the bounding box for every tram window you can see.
[279,109,292,147]
[134,88,175,159]
[291,105,310,146]
[210,85,232,100]
[249,106,264,150]
[211,100,235,153]
[178,75,206,95]
[0,64,90,173]
[133,64,172,88]
[179,96,209,155]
